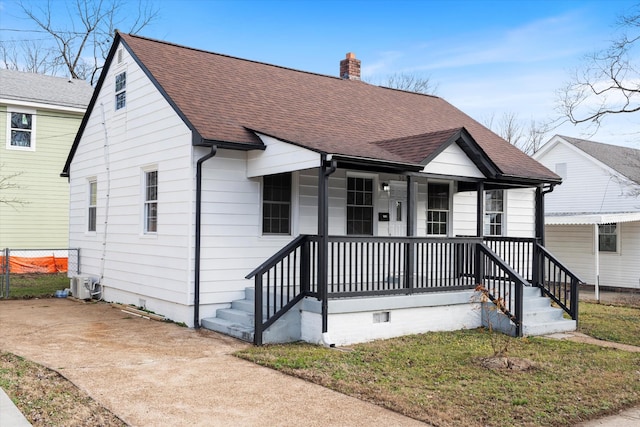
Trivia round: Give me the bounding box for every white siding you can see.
[452,188,536,238]
[545,222,640,289]
[422,143,484,178]
[507,188,536,238]
[69,42,195,322]
[536,141,640,214]
[247,134,320,177]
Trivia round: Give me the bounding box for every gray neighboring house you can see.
[533,135,640,295]
[0,69,93,249]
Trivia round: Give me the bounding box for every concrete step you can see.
[216,308,254,326]
[523,318,577,336]
[231,299,254,313]
[522,306,565,323]
[200,317,254,343]
[523,294,553,309]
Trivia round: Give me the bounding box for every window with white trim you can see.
[598,223,617,252]
[427,182,449,235]
[484,190,504,236]
[115,71,126,110]
[88,179,97,232]
[347,176,373,235]
[262,172,291,235]
[7,109,35,149]
[144,170,158,233]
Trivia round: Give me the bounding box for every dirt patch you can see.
[475,356,537,371]
[0,352,125,426]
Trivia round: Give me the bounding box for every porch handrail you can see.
[476,242,527,336]
[245,234,318,345]
[534,243,583,321]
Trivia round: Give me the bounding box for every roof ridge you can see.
[123,32,353,82]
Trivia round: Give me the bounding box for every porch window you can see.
[347,176,373,235]
[115,71,126,110]
[427,182,449,235]
[144,170,158,233]
[88,179,97,232]
[598,223,617,252]
[484,190,504,236]
[263,173,291,234]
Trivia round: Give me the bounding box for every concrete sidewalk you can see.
[0,387,31,426]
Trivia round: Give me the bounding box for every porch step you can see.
[521,288,576,336]
[200,316,254,342]
[217,308,254,326]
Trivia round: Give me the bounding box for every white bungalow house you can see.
[533,136,640,299]
[62,32,580,345]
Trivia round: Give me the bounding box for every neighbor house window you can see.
[88,179,97,232]
[347,176,373,235]
[144,170,158,233]
[262,173,291,234]
[598,223,617,252]
[7,110,35,149]
[427,182,449,235]
[484,190,504,236]
[115,71,126,110]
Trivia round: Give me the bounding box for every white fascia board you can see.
[0,98,87,114]
[546,212,640,225]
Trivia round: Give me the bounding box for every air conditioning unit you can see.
[71,275,93,300]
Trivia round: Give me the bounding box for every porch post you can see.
[405,176,415,290]
[475,182,484,286]
[318,155,337,334]
[533,186,544,287]
[476,182,484,237]
[535,186,545,246]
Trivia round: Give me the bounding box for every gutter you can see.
[194,145,217,328]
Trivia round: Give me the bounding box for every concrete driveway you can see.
[0,299,425,426]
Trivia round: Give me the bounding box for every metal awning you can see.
[545,212,640,225]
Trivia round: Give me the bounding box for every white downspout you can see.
[594,223,600,303]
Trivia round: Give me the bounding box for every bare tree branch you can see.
[382,72,440,95]
[9,0,159,84]
[0,166,26,208]
[557,5,640,129]
[484,112,551,155]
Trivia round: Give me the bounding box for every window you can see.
[88,180,97,232]
[555,163,567,179]
[115,72,126,110]
[484,190,504,236]
[262,173,291,234]
[144,170,158,233]
[347,176,373,235]
[598,223,617,252]
[7,110,35,149]
[427,182,449,235]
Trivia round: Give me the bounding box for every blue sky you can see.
[1,0,639,147]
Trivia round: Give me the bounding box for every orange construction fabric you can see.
[0,256,68,274]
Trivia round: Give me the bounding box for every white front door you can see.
[388,181,407,236]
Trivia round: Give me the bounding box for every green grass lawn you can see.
[237,302,640,427]
[2,273,69,298]
[579,302,640,347]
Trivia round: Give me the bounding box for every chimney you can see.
[340,52,361,80]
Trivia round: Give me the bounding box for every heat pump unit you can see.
[71,275,93,300]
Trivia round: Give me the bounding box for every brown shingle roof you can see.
[116,33,558,182]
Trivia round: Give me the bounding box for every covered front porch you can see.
[200,128,581,344]
[239,235,580,345]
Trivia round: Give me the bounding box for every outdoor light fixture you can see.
[381,182,390,192]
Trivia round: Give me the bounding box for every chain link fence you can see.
[0,248,80,298]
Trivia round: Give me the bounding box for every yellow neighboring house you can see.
[0,69,93,248]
